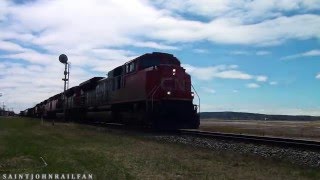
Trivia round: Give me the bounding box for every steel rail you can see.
[179,129,320,151]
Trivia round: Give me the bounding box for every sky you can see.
[0,0,320,115]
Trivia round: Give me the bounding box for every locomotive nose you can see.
[161,78,175,90]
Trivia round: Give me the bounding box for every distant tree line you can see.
[200,112,320,121]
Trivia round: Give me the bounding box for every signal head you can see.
[59,54,68,64]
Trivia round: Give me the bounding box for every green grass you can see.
[0,117,319,179]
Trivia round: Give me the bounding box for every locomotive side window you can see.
[129,62,135,72]
[126,62,136,73]
[126,64,129,73]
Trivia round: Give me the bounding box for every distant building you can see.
[0,108,14,116]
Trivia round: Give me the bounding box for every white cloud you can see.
[316,73,320,79]
[0,0,10,21]
[193,48,209,53]
[199,15,318,45]
[184,64,255,80]
[215,70,252,79]
[256,76,268,82]
[152,0,234,19]
[0,0,318,50]
[281,49,320,60]
[184,64,268,83]
[132,41,178,50]
[229,65,238,69]
[231,50,271,56]
[0,40,29,52]
[150,1,320,45]
[0,0,319,112]
[230,50,250,55]
[1,51,55,65]
[153,0,320,20]
[303,50,320,56]
[3,0,168,52]
[256,51,270,55]
[246,83,260,88]
[269,81,278,85]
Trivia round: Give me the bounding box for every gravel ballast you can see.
[152,135,320,168]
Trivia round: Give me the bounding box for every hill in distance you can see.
[200,111,320,121]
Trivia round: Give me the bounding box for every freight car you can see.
[24,52,200,129]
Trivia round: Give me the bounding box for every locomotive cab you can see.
[137,52,199,129]
[105,52,199,129]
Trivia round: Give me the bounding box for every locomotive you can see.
[23,52,200,129]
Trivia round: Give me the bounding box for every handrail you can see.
[145,83,161,112]
[191,84,200,115]
[147,83,199,114]
[147,84,159,98]
[151,84,161,111]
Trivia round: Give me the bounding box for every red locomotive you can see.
[25,52,200,129]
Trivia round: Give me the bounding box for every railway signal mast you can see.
[0,93,2,115]
[59,54,70,123]
[0,93,4,110]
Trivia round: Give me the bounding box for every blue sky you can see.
[0,0,320,115]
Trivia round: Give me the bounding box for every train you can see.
[21,52,200,129]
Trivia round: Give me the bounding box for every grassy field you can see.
[0,117,319,179]
[200,119,320,141]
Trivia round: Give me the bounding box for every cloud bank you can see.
[0,0,319,113]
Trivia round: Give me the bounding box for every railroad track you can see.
[70,121,320,151]
[179,129,320,151]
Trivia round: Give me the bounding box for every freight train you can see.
[22,52,200,129]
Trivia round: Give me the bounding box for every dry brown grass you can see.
[200,119,320,141]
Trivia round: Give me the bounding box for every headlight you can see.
[167,91,171,95]
[191,92,194,97]
[172,69,176,76]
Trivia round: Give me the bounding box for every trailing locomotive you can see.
[25,52,200,129]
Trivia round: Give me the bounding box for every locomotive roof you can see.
[49,93,62,100]
[54,93,62,99]
[107,52,180,77]
[97,77,108,82]
[134,52,180,64]
[79,77,104,91]
[65,86,78,97]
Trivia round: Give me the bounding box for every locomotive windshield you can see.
[138,52,180,69]
[139,58,161,69]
